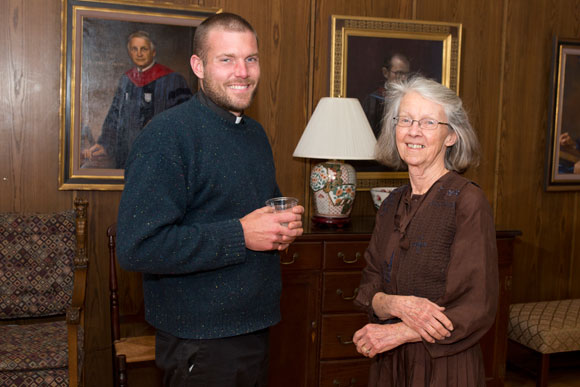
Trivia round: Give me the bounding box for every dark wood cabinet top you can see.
[302,216,522,241]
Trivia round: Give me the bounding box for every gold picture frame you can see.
[329,15,462,188]
[545,37,580,191]
[58,0,219,190]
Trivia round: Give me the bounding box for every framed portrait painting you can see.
[329,15,462,188]
[545,37,580,191]
[59,0,219,190]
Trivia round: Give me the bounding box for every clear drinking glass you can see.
[266,197,298,226]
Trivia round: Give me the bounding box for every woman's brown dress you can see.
[354,172,498,386]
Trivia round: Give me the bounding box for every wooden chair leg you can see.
[117,354,128,387]
[537,353,550,387]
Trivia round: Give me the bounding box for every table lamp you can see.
[293,97,377,225]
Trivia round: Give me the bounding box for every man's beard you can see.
[202,77,257,114]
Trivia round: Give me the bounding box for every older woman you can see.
[353,76,498,386]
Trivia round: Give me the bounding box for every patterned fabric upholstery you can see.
[0,368,69,387]
[0,321,68,371]
[508,299,580,354]
[0,321,84,387]
[0,210,76,319]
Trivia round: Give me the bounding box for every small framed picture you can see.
[545,37,580,191]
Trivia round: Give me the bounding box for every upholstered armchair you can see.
[0,198,89,386]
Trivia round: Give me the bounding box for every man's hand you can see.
[560,132,574,147]
[240,205,304,251]
[82,144,107,160]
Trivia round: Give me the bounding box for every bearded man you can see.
[116,13,304,387]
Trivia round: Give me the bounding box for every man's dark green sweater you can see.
[117,94,282,339]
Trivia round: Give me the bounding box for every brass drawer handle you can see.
[336,287,359,300]
[338,251,361,264]
[333,378,357,386]
[281,252,298,265]
[336,335,353,345]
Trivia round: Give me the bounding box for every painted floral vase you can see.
[310,161,356,219]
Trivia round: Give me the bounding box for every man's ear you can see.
[381,67,389,79]
[190,55,204,79]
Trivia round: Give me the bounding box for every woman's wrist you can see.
[372,292,394,319]
[396,322,421,343]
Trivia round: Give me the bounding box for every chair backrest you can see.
[107,223,122,342]
[0,199,88,320]
[106,223,160,386]
[107,222,154,336]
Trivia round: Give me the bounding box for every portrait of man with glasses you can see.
[362,53,411,138]
[343,32,452,174]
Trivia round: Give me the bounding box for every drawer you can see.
[322,272,362,313]
[280,241,322,269]
[324,241,368,270]
[319,359,371,387]
[320,314,369,359]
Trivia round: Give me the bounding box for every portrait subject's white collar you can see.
[138,61,156,73]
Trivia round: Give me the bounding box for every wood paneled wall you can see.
[1,0,579,386]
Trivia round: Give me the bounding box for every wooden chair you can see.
[107,223,156,387]
[0,198,89,386]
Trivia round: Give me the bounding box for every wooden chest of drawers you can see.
[269,228,373,387]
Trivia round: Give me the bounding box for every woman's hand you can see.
[353,322,419,358]
[373,293,453,343]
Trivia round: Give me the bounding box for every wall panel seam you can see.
[493,0,509,219]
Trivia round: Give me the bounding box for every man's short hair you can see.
[127,31,155,52]
[382,52,409,70]
[193,13,257,63]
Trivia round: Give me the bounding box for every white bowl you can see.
[370,187,397,209]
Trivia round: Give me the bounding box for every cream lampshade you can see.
[293,97,377,226]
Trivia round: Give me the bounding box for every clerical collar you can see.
[138,61,156,73]
[195,89,244,124]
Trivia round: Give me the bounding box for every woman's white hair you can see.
[374,76,480,173]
